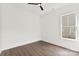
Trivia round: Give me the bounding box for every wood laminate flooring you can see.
[1,41,79,56]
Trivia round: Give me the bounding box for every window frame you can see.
[60,11,78,40]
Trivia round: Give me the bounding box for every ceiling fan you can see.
[28,3,44,11]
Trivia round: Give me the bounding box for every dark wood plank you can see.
[1,41,79,56]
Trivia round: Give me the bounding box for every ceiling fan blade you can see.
[39,6,44,11]
[28,3,44,11]
[28,3,39,5]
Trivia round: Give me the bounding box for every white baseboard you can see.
[42,40,79,52]
[1,39,41,51]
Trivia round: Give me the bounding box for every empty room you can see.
[0,3,79,56]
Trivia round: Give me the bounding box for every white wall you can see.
[41,4,79,52]
[0,4,2,53]
[1,4,41,51]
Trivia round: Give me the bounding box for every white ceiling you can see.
[2,3,68,15]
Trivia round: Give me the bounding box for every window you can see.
[61,13,76,39]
